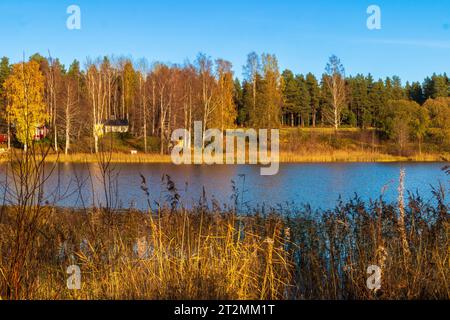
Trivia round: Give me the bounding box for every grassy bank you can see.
[0,188,448,300]
[0,150,446,164]
[42,151,449,163]
[1,127,449,163]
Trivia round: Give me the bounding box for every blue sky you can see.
[1,0,450,82]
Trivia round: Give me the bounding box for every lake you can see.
[0,162,448,210]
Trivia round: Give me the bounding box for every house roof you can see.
[103,119,129,126]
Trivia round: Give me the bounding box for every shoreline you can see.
[14,151,450,164]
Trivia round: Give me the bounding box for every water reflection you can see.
[0,162,447,210]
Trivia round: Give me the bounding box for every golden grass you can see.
[46,152,173,164]
[279,127,362,135]
[279,150,449,162]
[0,208,292,300]
[0,198,448,300]
[0,150,446,164]
[48,151,449,164]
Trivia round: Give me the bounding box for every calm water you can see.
[0,163,448,210]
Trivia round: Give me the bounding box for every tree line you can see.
[0,52,449,154]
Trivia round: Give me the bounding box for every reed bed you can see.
[0,187,447,300]
[1,150,445,164]
[0,207,292,300]
[285,188,449,299]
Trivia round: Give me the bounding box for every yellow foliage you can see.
[3,61,49,146]
[95,123,104,137]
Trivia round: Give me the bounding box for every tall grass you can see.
[285,186,448,299]
[21,150,449,164]
[0,206,293,300]
[0,182,448,299]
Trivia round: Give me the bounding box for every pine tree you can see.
[392,75,404,100]
[423,74,449,99]
[423,97,450,146]
[347,74,370,128]
[281,69,300,126]
[369,79,387,129]
[319,74,332,126]
[241,80,253,126]
[305,73,320,127]
[384,77,393,100]
[0,57,11,110]
[295,74,310,127]
[409,82,425,104]
[233,78,245,126]
[432,74,448,98]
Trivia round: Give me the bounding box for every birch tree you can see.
[243,52,260,125]
[86,59,107,153]
[324,55,346,130]
[261,53,282,128]
[63,61,81,155]
[46,54,63,152]
[152,63,173,154]
[136,58,149,153]
[195,54,216,145]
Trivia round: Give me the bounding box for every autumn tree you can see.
[0,57,10,105]
[46,55,64,152]
[101,57,117,122]
[233,78,245,126]
[411,104,430,154]
[391,76,405,100]
[196,54,216,141]
[136,58,150,152]
[177,63,197,148]
[62,60,82,154]
[2,51,450,154]
[86,59,107,153]
[383,100,428,155]
[3,61,49,150]
[151,63,175,154]
[423,74,449,99]
[323,55,346,130]
[260,53,282,128]
[121,60,137,127]
[213,59,236,130]
[424,97,450,147]
[0,57,11,147]
[243,52,260,125]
